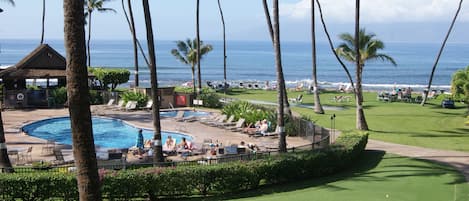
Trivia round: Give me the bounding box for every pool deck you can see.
[2,106,312,165]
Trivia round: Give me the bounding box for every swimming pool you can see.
[160,110,210,118]
[22,117,192,149]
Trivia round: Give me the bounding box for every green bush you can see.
[222,101,276,125]
[89,90,103,105]
[198,92,222,108]
[90,67,130,91]
[120,91,148,108]
[0,132,367,200]
[50,87,68,105]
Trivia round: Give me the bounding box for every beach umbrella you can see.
[135,129,144,149]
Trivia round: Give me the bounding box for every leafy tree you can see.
[171,39,213,95]
[451,66,469,111]
[64,0,102,200]
[84,0,116,67]
[336,28,396,130]
[90,67,130,91]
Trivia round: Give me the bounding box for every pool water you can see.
[160,110,210,118]
[22,117,192,149]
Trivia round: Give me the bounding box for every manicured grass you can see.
[182,151,469,201]
[221,89,469,151]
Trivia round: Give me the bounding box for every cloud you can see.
[280,0,469,23]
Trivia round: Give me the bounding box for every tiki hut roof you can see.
[0,44,93,79]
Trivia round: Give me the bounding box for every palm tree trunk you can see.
[121,0,150,68]
[315,0,355,93]
[0,110,14,173]
[311,0,324,114]
[355,0,368,131]
[421,0,463,106]
[262,0,292,117]
[87,12,92,67]
[64,0,101,200]
[196,0,202,96]
[273,0,286,152]
[217,0,227,93]
[40,0,45,44]
[127,0,139,87]
[191,64,196,96]
[142,0,164,163]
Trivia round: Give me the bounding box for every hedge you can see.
[0,132,367,200]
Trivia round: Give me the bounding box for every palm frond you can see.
[171,49,189,64]
[369,54,397,66]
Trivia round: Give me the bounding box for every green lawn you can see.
[219,89,469,151]
[182,151,469,201]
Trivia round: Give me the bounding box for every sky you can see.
[0,0,468,43]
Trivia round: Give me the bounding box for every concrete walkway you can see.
[367,139,469,183]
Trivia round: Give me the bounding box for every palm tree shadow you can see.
[168,150,386,201]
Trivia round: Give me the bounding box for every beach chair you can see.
[103,99,115,108]
[113,100,125,110]
[143,100,153,110]
[41,140,55,156]
[213,115,235,127]
[289,94,303,103]
[225,118,245,131]
[124,101,137,111]
[203,115,227,126]
[18,146,33,164]
[174,110,186,122]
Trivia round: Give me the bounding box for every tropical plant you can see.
[64,0,101,199]
[120,91,148,107]
[421,0,463,106]
[84,0,116,67]
[222,101,275,125]
[89,67,130,91]
[311,0,324,114]
[336,28,396,130]
[142,0,164,163]
[50,87,68,105]
[451,66,469,111]
[171,39,213,95]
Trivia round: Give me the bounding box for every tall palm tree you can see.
[64,0,101,200]
[121,0,139,87]
[262,0,292,117]
[311,0,324,114]
[142,0,164,163]
[120,0,149,67]
[421,0,463,106]
[85,0,116,67]
[272,0,286,152]
[0,0,15,174]
[336,28,396,130]
[196,0,202,95]
[171,39,213,95]
[217,0,227,93]
[40,0,45,44]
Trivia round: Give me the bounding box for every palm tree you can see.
[336,28,396,130]
[0,0,15,174]
[121,0,139,87]
[311,0,324,114]
[262,0,292,117]
[195,0,202,95]
[142,0,164,163]
[85,0,116,67]
[273,0,286,152]
[120,0,149,67]
[171,39,213,95]
[421,0,463,106]
[40,0,45,44]
[217,0,227,93]
[64,0,101,200]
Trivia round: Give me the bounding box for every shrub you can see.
[0,132,367,200]
[120,91,148,108]
[90,67,130,91]
[222,101,276,125]
[50,87,67,105]
[198,92,222,108]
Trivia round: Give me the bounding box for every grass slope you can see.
[191,151,469,201]
[220,89,469,151]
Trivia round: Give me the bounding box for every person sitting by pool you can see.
[257,119,269,134]
[177,137,194,159]
[163,135,177,154]
[243,120,261,135]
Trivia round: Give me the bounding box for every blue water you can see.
[22,116,192,149]
[1,39,468,90]
[160,110,211,118]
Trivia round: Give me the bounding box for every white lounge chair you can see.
[225,118,245,131]
[143,100,153,110]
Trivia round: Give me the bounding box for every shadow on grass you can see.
[167,150,386,201]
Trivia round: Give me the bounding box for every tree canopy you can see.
[451,66,469,108]
[90,67,130,91]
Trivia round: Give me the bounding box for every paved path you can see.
[367,139,469,183]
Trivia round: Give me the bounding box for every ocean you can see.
[1,39,469,91]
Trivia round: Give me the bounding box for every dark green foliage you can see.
[120,91,148,108]
[89,90,103,105]
[50,87,68,105]
[198,92,222,108]
[90,67,130,91]
[222,101,276,124]
[0,133,367,200]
